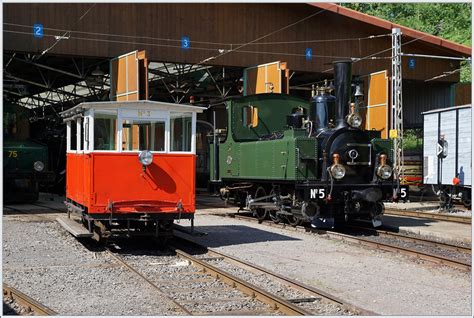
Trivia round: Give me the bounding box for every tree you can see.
[344,3,471,82]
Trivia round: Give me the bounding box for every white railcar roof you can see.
[422,104,471,115]
[60,100,205,118]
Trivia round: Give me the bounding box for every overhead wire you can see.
[425,68,462,82]
[2,29,365,61]
[3,22,392,46]
[294,33,432,88]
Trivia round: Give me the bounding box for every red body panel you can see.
[66,153,196,215]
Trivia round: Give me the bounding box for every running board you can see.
[56,216,93,238]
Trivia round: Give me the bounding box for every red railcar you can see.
[58,101,203,240]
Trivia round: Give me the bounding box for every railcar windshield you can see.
[121,119,166,151]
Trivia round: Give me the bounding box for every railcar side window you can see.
[122,119,165,151]
[70,121,77,151]
[171,112,192,152]
[94,112,117,150]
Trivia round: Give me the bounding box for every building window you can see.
[171,112,192,152]
[122,119,166,151]
[94,112,117,150]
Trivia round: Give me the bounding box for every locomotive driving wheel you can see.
[286,214,302,227]
[268,189,282,224]
[254,186,268,222]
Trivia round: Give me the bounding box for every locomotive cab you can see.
[59,101,203,240]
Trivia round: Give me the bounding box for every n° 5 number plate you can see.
[397,185,409,200]
[308,188,326,199]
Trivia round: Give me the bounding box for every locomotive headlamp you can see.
[138,150,153,167]
[346,103,362,128]
[330,153,346,180]
[376,154,392,180]
[33,161,45,172]
[347,113,362,128]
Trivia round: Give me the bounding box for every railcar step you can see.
[56,216,93,238]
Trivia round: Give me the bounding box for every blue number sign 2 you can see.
[305,48,312,61]
[33,23,44,38]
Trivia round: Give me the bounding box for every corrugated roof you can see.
[309,3,471,56]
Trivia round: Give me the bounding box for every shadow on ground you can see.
[187,224,301,247]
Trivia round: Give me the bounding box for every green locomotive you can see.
[3,103,55,202]
[210,61,405,228]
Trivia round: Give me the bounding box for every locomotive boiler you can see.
[210,61,406,228]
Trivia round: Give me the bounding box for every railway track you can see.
[172,236,375,315]
[384,208,471,224]
[3,284,57,316]
[106,245,312,315]
[105,240,372,316]
[215,213,471,272]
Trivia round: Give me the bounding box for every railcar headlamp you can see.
[33,161,45,172]
[138,150,153,166]
[347,113,362,128]
[330,153,346,180]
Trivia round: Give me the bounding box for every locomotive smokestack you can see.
[333,61,352,129]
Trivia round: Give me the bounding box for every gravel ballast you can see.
[3,219,184,316]
[178,213,472,316]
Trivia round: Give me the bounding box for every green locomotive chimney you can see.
[334,60,352,129]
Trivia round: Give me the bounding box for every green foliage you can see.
[345,3,472,83]
[402,129,423,152]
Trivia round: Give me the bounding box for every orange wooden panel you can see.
[110,51,143,101]
[116,57,128,95]
[244,61,286,95]
[266,64,281,93]
[127,54,138,95]
[365,70,389,138]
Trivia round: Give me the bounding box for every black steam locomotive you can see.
[210,61,406,228]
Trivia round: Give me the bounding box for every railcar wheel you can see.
[254,186,268,222]
[439,187,453,210]
[461,189,471,208]
[268,189,282,224]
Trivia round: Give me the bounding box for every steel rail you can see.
[347,225,471,254]
[3,284,57,316]
[174,240,377,316]
[105,249,193,315]
[218,213,471,272]
[173,248,313,316]
[384,208,471,224]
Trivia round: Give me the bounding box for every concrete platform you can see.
[382,214,471,245]
[385,201,440,211]
[3,193,66,214]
